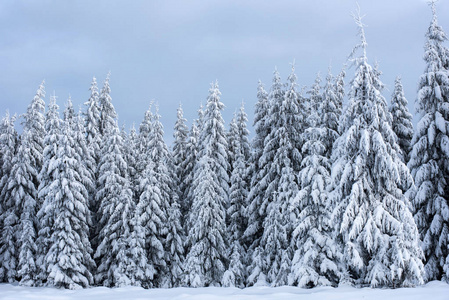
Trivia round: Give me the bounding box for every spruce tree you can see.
[330,12,424,287]
[185,82,228,287]
[44,101,95,289]
[0,112,18,283]
[244,81,269,272]
[182,119,200,224]
[83,77,101,239]
[36,94,62,285]
[389,77,413,164]
[408,2,449,281]
[223,103,250,287]
[290,95,341,288]
[172,104,189,214]
[246,74,282,285]
[95,124,147,287]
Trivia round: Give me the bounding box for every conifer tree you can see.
[245,75,280,285]
[44,100,95,289]
[330,12,424,287]
[83,77,102,234]
[244,81,269,264]
[95,123,147,287]
[408,2,449,281]
[185,82,228,287]
[248,66,303,286]
[36,94,62,285]
[389,77,413,164]
[182,119,200,223]
[0,112,18,283]
[172,104,189,211]
[290,95,341,288]
[223,103,250,287]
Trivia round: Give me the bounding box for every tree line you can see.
[0,3,448,290]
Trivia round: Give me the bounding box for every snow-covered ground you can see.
[0,281,447,300]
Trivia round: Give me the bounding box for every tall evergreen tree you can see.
[184,82,229,287]
[36,94,62,285]
[223,103,250,288]
[389,77,413,164]
[248,66,303,286]
[290,94,341,288]
[408,2,449,282]
[44,100,95,289]
[172,104,189,213]
[83,77,102,237]
[95,124,147,287]
[0,112,18,283]
[330,12,424,287]
[244,81,269,261]
[182,118,200,224]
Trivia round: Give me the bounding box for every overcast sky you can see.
[0,0,447,143]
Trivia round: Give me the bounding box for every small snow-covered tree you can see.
[0,112,18,283]
[330,12,424,287]
[408,2,449,282]
[389,76,413,163]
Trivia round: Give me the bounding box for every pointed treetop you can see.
[350,4,368,62]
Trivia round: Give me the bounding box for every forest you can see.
[0,3,448,291]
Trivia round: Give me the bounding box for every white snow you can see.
[0,281,448,300]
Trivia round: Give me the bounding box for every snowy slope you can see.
[0,281,447,300]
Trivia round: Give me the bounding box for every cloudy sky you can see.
[0,0,447,143]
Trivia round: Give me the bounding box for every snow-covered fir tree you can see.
[389,76,413,164]
[289,95,341,288]
[0,112,18,283]
[95,123,147,287]
[244,81,269,257]
[245,75,280,286]
[330,12,424,287]
[43,100,95,289]
[83,77,102,238]
[223,103,250,288]
[9,130,39,286]
[408,2,449,282]
[248,66,304,286]
[181,117,200,224]
[36,94,62,285]
[184,82,229,287]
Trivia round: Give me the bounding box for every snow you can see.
[0,281,448,300]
